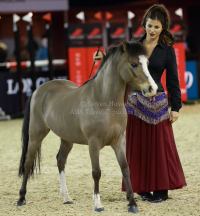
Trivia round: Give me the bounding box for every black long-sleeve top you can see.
[138,35,182,112]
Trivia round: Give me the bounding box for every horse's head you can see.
[118,40,158,97]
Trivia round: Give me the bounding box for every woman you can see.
[94,4,186,203]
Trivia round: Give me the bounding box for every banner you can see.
[132,22,143,40]
[68,24,86,48]
[170,20,184,42]
[186,61,198,99]
[86,23,102,47]
[68,23,103,85]
[0,70,67,114]
[0,0,69,12]
[68,23,87,86]
[108,23,126,45]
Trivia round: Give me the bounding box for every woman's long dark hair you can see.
[141,4,175,46]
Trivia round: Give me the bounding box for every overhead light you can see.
[28,12,33,17]
[22,13,33,23]
[76,11,85,23]
[175,8,183,19]
[128,11,135,20]
[13,14,20,24]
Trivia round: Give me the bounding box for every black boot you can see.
[153,190,168,200]
[138,192,162,203]
[138,192,153,201]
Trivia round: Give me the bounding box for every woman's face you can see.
[145,18,163,40]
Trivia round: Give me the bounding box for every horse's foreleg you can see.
[89,139,104,212]
[57,139,73,204]
[112,135,139,213]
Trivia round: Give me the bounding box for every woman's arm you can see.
[166,46,182,123]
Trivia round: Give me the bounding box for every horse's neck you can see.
[94,56,126,102]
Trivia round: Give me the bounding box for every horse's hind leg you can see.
[17,126,49,206]
[56,139,73,204]
[111,135,138,213]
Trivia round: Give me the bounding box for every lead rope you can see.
[89,47,100,79]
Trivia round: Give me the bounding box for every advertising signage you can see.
[186,61,198,99]
[0,70,67,114]
[68,23,103,86]
[68,23,103,47]
[0,0,69,12]
[108,23,126,45]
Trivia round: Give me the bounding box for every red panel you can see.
[173,42,187,101]
[68,47,88,86]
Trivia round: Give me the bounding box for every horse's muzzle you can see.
[142,84,157,97]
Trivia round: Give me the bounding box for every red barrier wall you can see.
[68,47,88,86]
[68,46,103,86]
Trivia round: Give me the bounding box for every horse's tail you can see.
[18,95,41,177]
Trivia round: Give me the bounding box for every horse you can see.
[17,40,158,213]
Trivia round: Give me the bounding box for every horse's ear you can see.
[121,39,127,52]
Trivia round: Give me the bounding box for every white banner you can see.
[0,0,69,12]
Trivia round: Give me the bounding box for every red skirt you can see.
[122,114,187,193]
[122,92,186,193]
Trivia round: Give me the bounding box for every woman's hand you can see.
[93,51,104,61]
[169,111,179,124]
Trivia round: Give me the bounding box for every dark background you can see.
[70,0,139,7]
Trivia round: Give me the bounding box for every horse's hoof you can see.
[63,201,73,204]
[94,207,104,212]
[16,200,26,207]
[128,205,139,213]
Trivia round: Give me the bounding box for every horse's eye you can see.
[131,63,138,68]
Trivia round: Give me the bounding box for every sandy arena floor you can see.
[0,104,199,216]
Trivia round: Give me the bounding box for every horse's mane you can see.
[81,45,121,86]
[81,41,147,86]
